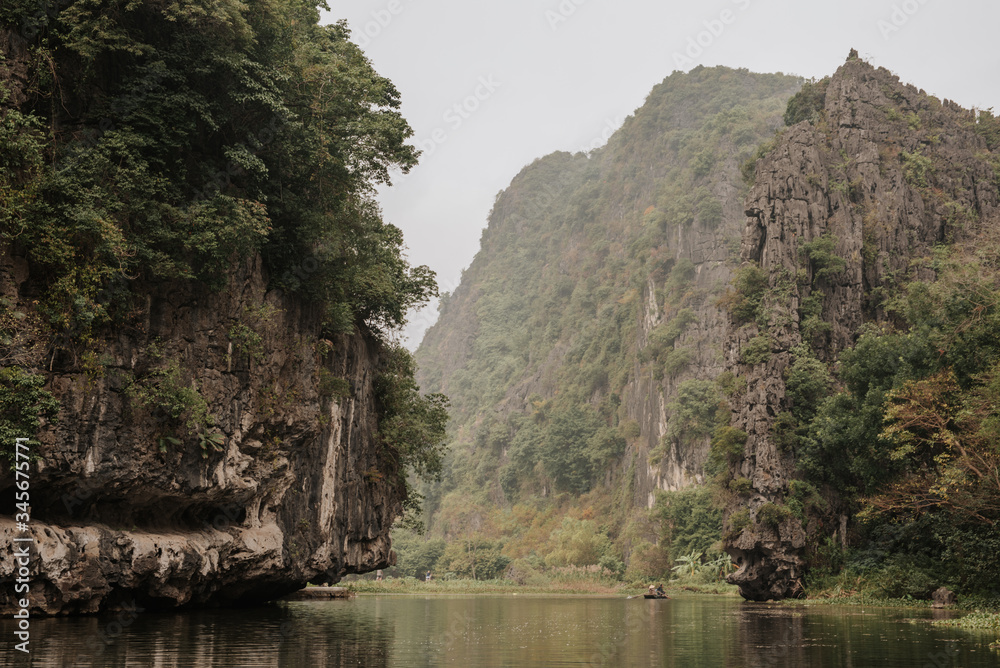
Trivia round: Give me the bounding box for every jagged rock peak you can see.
[722,54,998,601]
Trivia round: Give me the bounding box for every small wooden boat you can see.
[643,593,670,599]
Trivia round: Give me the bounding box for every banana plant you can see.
[671,551,703,577]
[705,552,734,578]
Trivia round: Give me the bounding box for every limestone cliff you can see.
[723,53,1000,600]
[0,250,405,614]
[415,68,801,535]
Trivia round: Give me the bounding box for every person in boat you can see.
[655,583,665,597]
[648,584,657,595]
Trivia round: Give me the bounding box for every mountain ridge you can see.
[414,66,802,573]
[413,54,1000,600]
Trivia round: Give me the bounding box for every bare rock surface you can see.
[0,255,403,615]
[932,587,957,608]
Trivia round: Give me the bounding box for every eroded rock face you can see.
[0,253,404,615]
[723,55,999,600]
[932,587,957,608]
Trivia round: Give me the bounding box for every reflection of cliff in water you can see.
[2,602,391,668]
[731,604,809,668]
[2,596,986,667]
[729,602,974,668]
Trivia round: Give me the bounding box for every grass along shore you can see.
[340,575,739,597]
[340,573,998,630]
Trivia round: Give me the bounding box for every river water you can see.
[2,594,997,667]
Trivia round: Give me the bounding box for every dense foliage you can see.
[0,365,59,461]
[1,0,432,337]
[778,228,1000,600]
[783,77,830,126]
[375,344,450,512]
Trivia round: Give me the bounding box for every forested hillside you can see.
[409,67,802,581]
[0,0,433,339]
[410,55,1000,604]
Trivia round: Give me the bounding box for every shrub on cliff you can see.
[756,502,793,529]
[799,234,846,282]
[375,345,449,487]
[784,77,830,126]
[719,264,768,323]
[0,367,59,463]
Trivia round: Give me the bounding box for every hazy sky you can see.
[321,0,1000,348]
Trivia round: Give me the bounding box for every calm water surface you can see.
[2,595,997,667]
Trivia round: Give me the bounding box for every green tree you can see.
[437,539,510,580]
[0,367,59,464]
[375,345,450,486]
[664,380,725,450]
[539,405,604,494]
[390,532,446,579]
[544,517,612,567]
[655,487,723,563]
[799,234,846,282]
[2,1,431,338]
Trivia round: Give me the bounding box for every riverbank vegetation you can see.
[931,611,1000,630]
[779,228,1000,609]
[380,484,738,595]
[341,574,737,597]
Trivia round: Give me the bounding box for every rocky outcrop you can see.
[931,587,957,608]
[0,252,404,615]
[723,53,999,600]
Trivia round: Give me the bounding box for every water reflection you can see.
[732,604,808,667]
[1,601,391,668]
[731,602,980,668]
[1,595,994,667]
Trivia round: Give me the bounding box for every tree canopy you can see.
[1,0,433,337]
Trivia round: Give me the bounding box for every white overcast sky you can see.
[321,0,1000,348]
